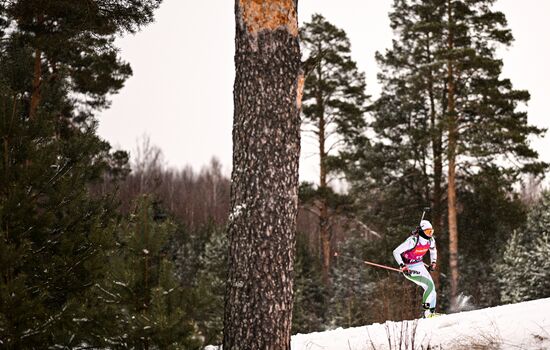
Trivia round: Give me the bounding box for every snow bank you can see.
[292,298,550,350]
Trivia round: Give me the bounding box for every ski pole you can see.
[363,260,402,273]
[333,252,402,273]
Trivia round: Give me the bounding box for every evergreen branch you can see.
[326,139,346,155]
[301,49,329,78]
[300,127,321,137]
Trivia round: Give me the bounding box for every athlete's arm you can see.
[393,237,416,266]
[429,237,437,263]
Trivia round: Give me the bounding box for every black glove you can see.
[400,264,411,276]
[428,262,437,272]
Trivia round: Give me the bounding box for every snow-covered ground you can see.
[291,298,550,350]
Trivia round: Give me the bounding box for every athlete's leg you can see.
[404,263,436,309]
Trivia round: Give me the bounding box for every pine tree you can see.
[352,0,547,308]
[193,226,228,346]
[442,0,547,307]
[224,1,302,349]
[300,14,368,286]
[88,197,199,349]
[0,1,162,347]
[496,191,550,303]
[292,231,326,333]
[2,0,161,117]
[329,235,377,328]
[357,0,447,228]
[0,42,124,348]
[495,230,528,304]
[457,166,527,306]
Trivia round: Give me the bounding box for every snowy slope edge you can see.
[291,298,550,350]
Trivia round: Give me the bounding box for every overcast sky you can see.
[98,0,550,183]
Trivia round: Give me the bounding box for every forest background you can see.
[1,0,550,349]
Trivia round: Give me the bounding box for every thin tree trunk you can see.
[317,59,331,286]
[30,48,42,119]
[3,138,8,181]
[430,107,443,233]
[426,35,444,287]
[446,0,459,308]
[320,198,330,285]
[224,1,301,349]
[4,94,16,183]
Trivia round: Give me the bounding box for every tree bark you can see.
[224,1,301,349]
[30,47,42,119]
[316,59,331,286]
[426,34,444,287]
[446,0,459,308]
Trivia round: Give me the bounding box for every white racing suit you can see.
[393,235,437,310]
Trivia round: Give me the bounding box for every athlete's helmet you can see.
[420,220,434,237]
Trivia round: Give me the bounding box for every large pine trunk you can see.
[223,1,302,349]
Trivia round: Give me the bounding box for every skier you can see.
[393,219,438,318]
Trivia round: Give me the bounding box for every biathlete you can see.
[393,220,438,318]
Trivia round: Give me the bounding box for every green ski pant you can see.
[404,262,436,309]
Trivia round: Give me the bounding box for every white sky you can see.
[98,0,550,184]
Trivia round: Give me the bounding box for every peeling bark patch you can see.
[238,0,298,37]
[296,73,305,109]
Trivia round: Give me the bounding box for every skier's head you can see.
[420,220,434,237]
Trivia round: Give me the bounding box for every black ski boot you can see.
[422,303,437,318]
